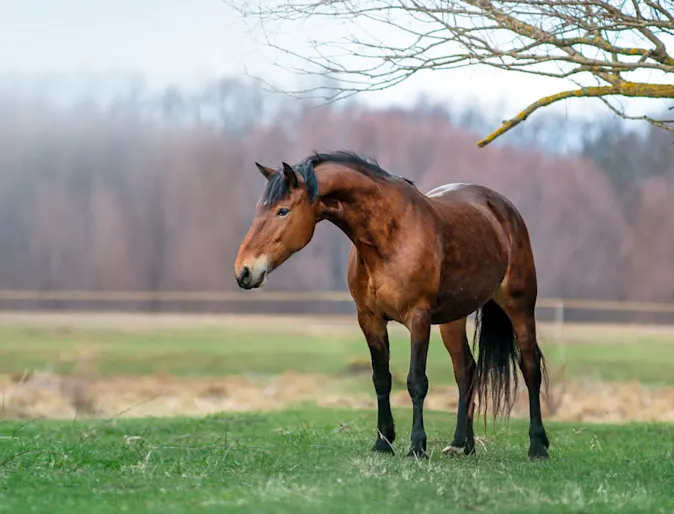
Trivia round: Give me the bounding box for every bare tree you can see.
[229,0,674,146]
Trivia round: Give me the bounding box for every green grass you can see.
[1,406,673,513]
[1,315,674,512]
[1,315,674,385]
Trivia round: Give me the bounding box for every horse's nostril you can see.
[237,266,252,287]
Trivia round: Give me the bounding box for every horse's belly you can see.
[430,261,506,324]
[430,290,493,324]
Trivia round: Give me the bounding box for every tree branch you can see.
[478,82,674,147]
[228,0,674,146]
[597,96,674,133]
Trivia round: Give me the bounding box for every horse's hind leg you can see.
[495,291,550,459]
[439,317,476,456]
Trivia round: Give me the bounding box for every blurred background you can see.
[1,0,674,424]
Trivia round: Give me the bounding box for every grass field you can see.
[2,407,674,513]
[2,312,674,512]
[2,312,674,384]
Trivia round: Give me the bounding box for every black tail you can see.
[472,299,520,424]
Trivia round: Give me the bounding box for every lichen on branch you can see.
[477,82,674,147]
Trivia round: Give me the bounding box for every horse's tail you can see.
[472,299,520,424]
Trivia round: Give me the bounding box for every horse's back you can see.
[426,182,513,209]
[425,183,473,198]
[425,182,527,239]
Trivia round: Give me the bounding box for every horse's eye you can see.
[277,208,290,217]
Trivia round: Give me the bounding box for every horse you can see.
[234,151,550,460]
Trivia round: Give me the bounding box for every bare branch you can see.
[597,96,674,132]
[228,0,674,145]
[478,81,674,145]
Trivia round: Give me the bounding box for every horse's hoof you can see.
[406,449,428,459]
[443,440,475,456]
[442,445,466,457]
[528,445,550,460]
[371,439,395,455]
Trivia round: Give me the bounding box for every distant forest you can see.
[1,76,672,314]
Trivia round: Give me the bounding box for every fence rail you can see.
[0,289,673,313]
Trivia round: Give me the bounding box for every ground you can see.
[2,312,674,422]
[2,408,674,513]
[1,312,674,512]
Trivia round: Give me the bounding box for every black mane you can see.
[260,151,415,208]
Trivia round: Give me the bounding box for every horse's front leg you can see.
[406,309,431,459]
[357,311,396,454]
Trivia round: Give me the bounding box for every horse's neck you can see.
[317,167,405,266]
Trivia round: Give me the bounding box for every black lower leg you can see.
[522,346,549,459]
[527,395,549,459]
[406,317,431,458]
[449,363,475,455]
[360,318,396,455]
[407,371,429,458]
[371,354,395,454]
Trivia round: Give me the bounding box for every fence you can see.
[1,290,674,326]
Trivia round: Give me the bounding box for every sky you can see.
[0,0,669,126]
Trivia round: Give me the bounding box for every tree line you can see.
[0,77,672,315]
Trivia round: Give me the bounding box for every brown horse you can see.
[234,151,549,460]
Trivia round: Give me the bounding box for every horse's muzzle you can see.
[235,266,266,290]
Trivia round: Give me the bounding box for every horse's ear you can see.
[255,162,275,180]
[281,162,299,188]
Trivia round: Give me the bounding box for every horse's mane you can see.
[261,151,415,208]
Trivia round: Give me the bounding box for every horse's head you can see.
[234,161,319,289]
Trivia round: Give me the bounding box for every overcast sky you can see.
[0,0,668,124]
